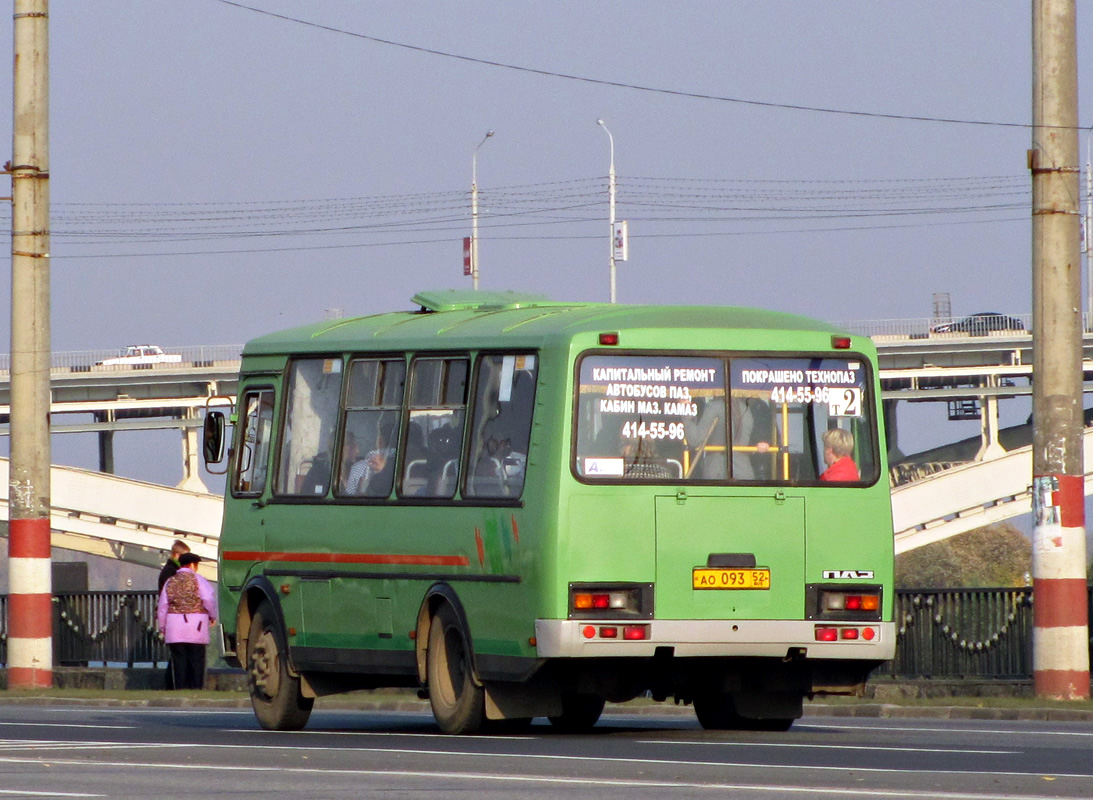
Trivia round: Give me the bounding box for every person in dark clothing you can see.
[157,553,218,691]
[158,540,191,688]
[158,539,190,592]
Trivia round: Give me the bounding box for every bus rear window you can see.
[730,356,876,484]
[575,353,877,485]
[575,355,727,480]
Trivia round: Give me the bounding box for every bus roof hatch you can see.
[412,289,566,313]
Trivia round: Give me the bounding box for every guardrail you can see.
[0,591,168,668]
[3,588,1091,678]
[0,344,243,373]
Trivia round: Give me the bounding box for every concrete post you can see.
[1030,0,1089,699]
[7,0,52,688]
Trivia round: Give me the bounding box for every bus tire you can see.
[427,603,485,734]
[247,601,314,731]
[548,692,605,732]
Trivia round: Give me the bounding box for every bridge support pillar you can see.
[975,395,1005,461]
[95,410,115,474]
[176,409,208,493]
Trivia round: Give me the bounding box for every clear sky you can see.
[1,2,1090,492]
[2,1,1084,353]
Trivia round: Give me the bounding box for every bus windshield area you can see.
[574,353,877,485]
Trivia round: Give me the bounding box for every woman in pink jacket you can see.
[156,553,218,690]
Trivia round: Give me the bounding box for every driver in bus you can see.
[819,427,859,482]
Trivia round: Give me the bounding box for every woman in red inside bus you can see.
[820,427,859,482]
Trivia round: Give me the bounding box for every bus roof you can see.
[242,290,859,356]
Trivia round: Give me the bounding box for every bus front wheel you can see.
[427,603,485,734]
[247,601,314,731]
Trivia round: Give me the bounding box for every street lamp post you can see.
[597,119,617,303]
[471,130,494,290]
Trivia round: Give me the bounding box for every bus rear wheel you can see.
[427,604,485,734]
[548,692,605,732]
[247,601,314,731]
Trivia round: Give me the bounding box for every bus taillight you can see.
[819,589,881,616]
[569,583,653,619]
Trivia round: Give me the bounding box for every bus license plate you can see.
[692,568,771,590]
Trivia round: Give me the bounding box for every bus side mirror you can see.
[203,411,226,465]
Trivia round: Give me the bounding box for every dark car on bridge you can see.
[931,312,1026,336]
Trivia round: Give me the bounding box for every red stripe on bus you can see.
[8,593,53,638]
[1055,474,1085,529]
[221,551,470,567]
[1033,669,1091,699]
[8,518,52,558]
[1033,578,1090,627]
[6,666,53,688]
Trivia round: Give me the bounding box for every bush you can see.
[896,523,1031,589]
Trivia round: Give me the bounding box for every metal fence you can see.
[0,591,168,668]
[1,588,1091,677]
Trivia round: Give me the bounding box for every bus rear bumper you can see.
[534,619,896,661]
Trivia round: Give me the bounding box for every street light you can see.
[597,119,617,303]
[471,130,494,290]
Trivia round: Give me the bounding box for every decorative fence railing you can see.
[1,588,1091,677]
[0,591,168,668]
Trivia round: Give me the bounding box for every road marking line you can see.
[0,743,1088,782]
[0,756,1078,800]
[0,791,103,798]
[635,740,1016,754]
[798,722,1093,738]
[0,722,135,730]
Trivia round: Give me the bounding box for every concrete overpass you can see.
[4,320,1093,567]
[0,456,222,581]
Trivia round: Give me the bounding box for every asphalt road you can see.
[0,704,1090,799]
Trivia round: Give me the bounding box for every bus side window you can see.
[400,357,469,499]
[233,388,275,496]
[274,358,343,498]
[465,354,537,498]
[336,359,405,498]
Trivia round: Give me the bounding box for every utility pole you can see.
[7,0,52,689]
[1030,0,1089,700]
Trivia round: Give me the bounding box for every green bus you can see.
[208,290,895,734]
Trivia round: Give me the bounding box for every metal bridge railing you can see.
[1,588,1091,677]
[0,591,169,668]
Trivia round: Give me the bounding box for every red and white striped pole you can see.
[1030,0,1089,700]
[1032,476,1089,698]
[7,0,52,689]
[6,520,52,687]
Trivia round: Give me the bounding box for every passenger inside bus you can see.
[360,421,398,497]
[819,427,859,482]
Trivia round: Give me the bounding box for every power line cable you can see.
[213,0,1083,130]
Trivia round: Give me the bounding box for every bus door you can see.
[654,494,804,620]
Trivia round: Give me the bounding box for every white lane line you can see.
[0,722,135,730]
[0,739,191,752]
[0,742,1088,782]
[227,727,1014,754]
[0,756,1077,800]
[0,791,103,798]
[635,740,1016,754]
[34,708,254,716]
[224,727,529,740]
[798,722,1093,738]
